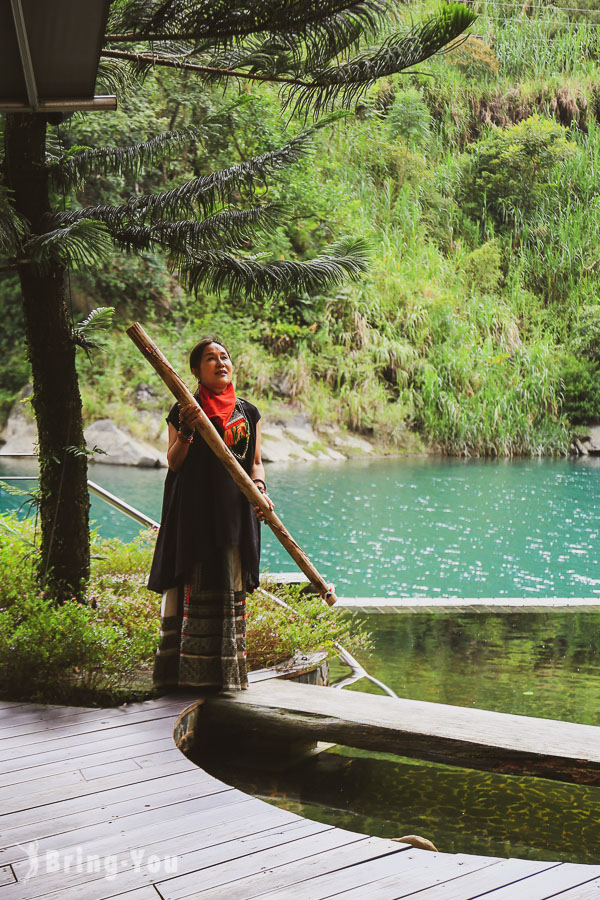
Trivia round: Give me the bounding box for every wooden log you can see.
[197,680,600,785]
[126,323,338,604]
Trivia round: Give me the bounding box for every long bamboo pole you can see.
[127,323,338,605]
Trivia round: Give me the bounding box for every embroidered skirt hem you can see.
[153,545,248,692]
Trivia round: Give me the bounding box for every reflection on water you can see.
[2,455,600,598]
[205,747,600,864]
[336,611,600,724]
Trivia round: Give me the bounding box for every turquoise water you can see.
[2,456,600,598]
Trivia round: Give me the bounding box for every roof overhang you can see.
[0,0,116,114]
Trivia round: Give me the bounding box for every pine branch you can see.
[106,1,390,46]
[286,4,478,116]
[23,220,113,271]
[112,204,282,254]
[177,236,370,297]
[95,57,141,96]
[101,48,311,86]
[50,128,203,189]
[49,118,343,230]
[104,4,475,117]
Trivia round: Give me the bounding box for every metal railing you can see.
[0,456,159,530]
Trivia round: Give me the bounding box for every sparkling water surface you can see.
[1,455,600,597]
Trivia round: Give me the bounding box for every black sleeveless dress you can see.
[148,396,261,691]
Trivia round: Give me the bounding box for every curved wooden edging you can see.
[6,699,600,897]
[185,679,600,785]
[173,651,329,757]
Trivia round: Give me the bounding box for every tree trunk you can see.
[4,114,90,602]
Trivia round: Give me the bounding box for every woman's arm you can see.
[167,420,191,472]
[167,402,205,471]
[251,420,274,520]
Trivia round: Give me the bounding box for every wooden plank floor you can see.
[1,698,600,899]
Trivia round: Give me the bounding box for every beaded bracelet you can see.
[177,429,194,444]
[253,478,267,494]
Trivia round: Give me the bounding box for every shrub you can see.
[559,354,600,424]
[247,583,372,670]
[461,115,577,231]
[0,519,160,703]
[569,305,600,363]
[444,37,499,81]
[0,515,369,702]
[462,241,503,295]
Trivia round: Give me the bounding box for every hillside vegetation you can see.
[3,0,600,456]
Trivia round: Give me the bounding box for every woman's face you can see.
[193,342,233,394]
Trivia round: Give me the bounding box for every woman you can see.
[148,337,273,692]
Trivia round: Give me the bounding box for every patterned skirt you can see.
[153,545,248,692]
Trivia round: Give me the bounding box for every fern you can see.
[72,307,115,356]
[0,187,28,258]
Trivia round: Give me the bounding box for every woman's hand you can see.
[179,402,203,432]
[254,492,274,522]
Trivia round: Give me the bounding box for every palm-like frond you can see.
[95,57,141,96]
[50,117,342,230]
[107,0,390,49]
[112,204,282,254]
[177,236,370,297]
[51,128,202,189]
[24,220,113,270]
[286,4,477,116]
[72,306,115,355]
[0,187,28,257]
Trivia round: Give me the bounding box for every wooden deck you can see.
[2,696,600,899]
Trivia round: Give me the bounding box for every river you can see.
[2,455,599,598]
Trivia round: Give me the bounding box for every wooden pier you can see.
[2,693,600,899]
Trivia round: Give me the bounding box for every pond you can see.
[2,455,600,598]
[205,745,600,865]
[196,608,600,866]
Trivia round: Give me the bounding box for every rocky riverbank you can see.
[0,389,384,466]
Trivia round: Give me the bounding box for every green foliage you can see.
[0,517,159,702]
[247,583,372,669]
[387,88,431,146]
[0,275,29,423]
[570,306,600,363]
[416,317,568,456]
[23,220,113,271]
[72,307,115,356]
[6,4,600,455]
[462,242,503,295]
[558,355,600,425]
[106,1,476,118]
[0,514,370,702]
[461,115,577,232]
[445,37,499,81]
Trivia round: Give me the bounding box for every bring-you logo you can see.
[17,841,179,883]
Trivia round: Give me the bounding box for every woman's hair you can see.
[189,336,231,373]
